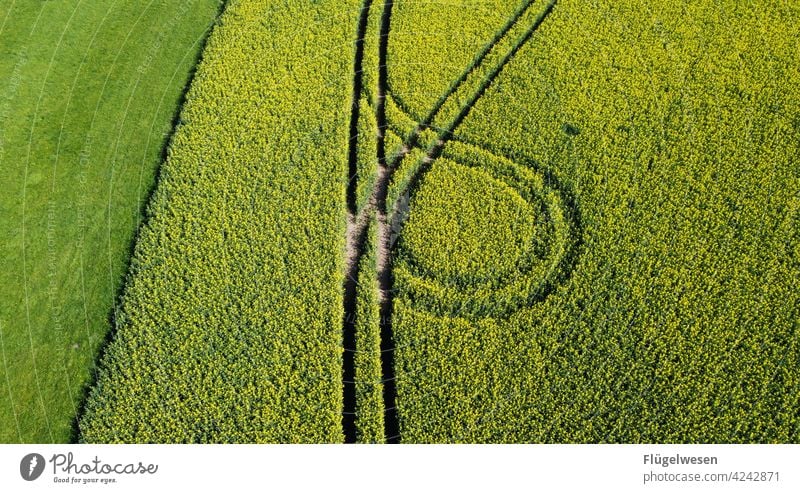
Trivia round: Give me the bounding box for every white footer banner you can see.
[1,445,797,492]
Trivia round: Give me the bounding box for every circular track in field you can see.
[393,139,579,320]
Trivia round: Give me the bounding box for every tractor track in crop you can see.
[374,0,401,444]
[389,0,557,217]
[342,0,558,443]
[342,0,374,444]
[342,0,399,444]
[382,0,550,171]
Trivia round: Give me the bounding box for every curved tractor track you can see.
[342,0,573,443]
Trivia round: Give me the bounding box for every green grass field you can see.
[1,0,798,443]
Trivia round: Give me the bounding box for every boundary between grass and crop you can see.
[71,0,230,444]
